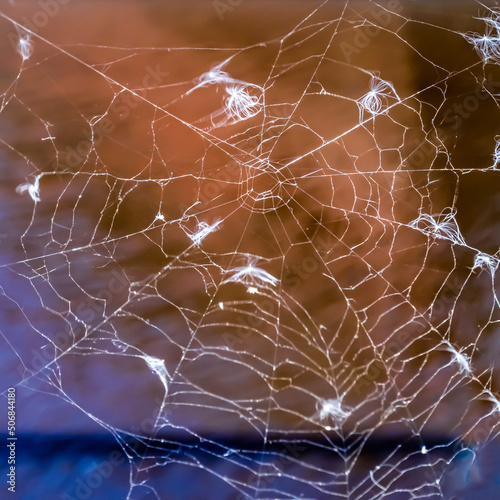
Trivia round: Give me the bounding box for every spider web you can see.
[1,1,500,499]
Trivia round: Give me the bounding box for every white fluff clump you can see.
[491,135,500,169]
[315,398,351,430]
[438,342,472,375]
[187,220,221,246]
[197,60,263,128]
[224,85,263,122]
[448,345,472,374]
[409,209,466,246]
[16,175,41,203]
[144,356,170,392]
[198,66,232,86]
[472,252,499,274]
[224,257,278,288]
[17,33,34,61]
[464,10,500,63]
[357,76,399,121]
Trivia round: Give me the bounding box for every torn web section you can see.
[1,1,500,499]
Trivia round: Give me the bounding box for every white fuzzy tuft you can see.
[224,257,278,288]
[473,252,499,274]
[224,85,263,122]
[464,10,500,63]
[17,34,34,61]
[357,76,399,121]
[16,176,41,203]
[188,220,221,246]
[409,209,466,246]
[315,398,351,429]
